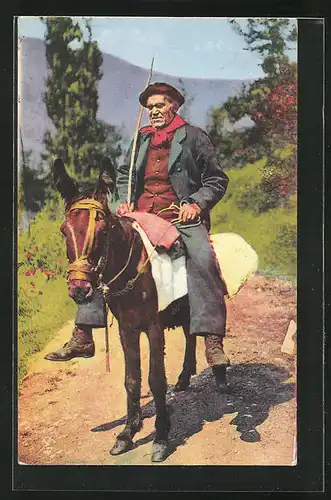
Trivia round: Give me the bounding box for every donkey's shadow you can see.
[92,363,295,457]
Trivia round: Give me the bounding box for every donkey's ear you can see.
[53,158,79,205]
[96,157,116,194]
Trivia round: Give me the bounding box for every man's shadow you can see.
[91,363,295,458]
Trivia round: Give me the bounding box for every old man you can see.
[45,82,230,390]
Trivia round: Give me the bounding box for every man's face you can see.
[146,94,177,129]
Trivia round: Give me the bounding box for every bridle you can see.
[66,198,108,283]
[64,197,139,296]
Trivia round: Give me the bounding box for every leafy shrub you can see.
[236,183,280,214]
[211,162,297,280]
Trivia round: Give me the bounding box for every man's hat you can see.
[139,82,185,108]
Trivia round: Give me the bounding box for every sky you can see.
[17,17,297,80]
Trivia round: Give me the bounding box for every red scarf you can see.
[140,114,186,147]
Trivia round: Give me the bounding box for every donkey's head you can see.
[54,158,116,304]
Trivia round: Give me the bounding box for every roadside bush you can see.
[211,162,297,280]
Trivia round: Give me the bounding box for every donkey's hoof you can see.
[151,440,169,462]
[110,438,133,456]
[212,365,231,393]
[216,382,231,394]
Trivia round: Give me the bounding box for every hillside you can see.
[211,162,297,280]
[18,37,252,159]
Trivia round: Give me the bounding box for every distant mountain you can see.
[18,37,253,161]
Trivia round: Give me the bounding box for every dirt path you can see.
[18,275,297,466]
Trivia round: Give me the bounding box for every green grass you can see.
[210,161,297,281]
[18,199,77,385]
[18,276,76,384]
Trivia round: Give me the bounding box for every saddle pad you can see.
[123,212,180,250]
[132,221,188,311]
[132,222,259,311]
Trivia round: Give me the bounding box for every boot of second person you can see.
[44,326,95,361]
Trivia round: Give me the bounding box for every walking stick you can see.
[127,57,154,205]
[105,303,111,373]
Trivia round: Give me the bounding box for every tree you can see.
[19,131,51,216]
[41,17,82,168]
[208,18,297,209]
[41,17,122,187]
[207,97,265,169]
[229,18,297,79]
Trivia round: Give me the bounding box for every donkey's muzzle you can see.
[68,280,93,304]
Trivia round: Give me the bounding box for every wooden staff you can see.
[105,303,113,373]
[127,57,154,205]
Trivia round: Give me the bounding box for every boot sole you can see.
[44,353,95,362]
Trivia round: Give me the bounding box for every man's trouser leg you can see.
[44,289,107,361]
[177,224,227,336]
[177,224,230,389]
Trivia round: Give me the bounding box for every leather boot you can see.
[44,326,95,361]
[204,334,230,367]
[204,334,230,393]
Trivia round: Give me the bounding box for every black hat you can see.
[139,82,185,108]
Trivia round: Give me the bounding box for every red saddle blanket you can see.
[122,211,180,250]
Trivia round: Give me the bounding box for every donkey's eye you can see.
[96,213,104,221]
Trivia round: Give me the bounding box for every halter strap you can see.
[66,198,107,282]
[69,199,106,214]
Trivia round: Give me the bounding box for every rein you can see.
[99,202,201,297]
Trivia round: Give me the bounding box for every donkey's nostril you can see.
[68,286,90,304]
[74,288,89,304]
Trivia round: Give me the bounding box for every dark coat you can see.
[117,123,229,230]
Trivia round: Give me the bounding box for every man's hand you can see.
[178,203,201,223]
[116,201,134,215]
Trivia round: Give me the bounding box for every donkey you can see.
[54,156,228,462]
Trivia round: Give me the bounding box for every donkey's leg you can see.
[110,328,142,456]
[146,323,170,462]
[174,323,197,392]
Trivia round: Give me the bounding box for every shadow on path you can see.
[91,363,295,458]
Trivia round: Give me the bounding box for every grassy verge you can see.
[18,276,76,383]
[18,199,76,385]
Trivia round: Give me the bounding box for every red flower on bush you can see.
[34,247,39,253]
[25,271,31,276]
[26,252,31,260]
[39,267,44,273]
[44,270,57,279]
[30,281,35,287]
